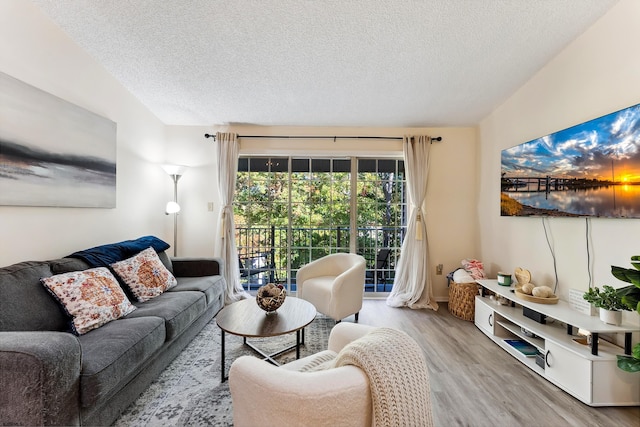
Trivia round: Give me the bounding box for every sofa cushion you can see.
[125,291,206,340]
[110,247,177,302]
[49,257,91,274]
[78,316,166,408]
[41,268,136,335]
[168,275,225,305]
[0,261,68,332]
[157,251,174,274]
[302,276,335,302]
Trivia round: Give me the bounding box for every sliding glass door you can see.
[234,156,405,294]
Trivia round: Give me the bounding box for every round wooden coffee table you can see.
[216,296,316,382]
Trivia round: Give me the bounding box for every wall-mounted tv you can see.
[501,103,640,218]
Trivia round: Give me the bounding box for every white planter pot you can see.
[599,308,622,326]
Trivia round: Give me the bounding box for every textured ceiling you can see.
[32,0,616,127]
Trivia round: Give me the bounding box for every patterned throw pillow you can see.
[41,267,136,335]
[110,247,178,302]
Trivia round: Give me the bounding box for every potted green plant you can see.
[612,255,640,313]
[612,256,640,373]
[583,285,630,325]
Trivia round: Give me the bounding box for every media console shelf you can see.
[475,279,640,406]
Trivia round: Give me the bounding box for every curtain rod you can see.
[204,134,442,142]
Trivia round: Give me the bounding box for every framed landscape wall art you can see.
[0,72,116,208]
[501,103,640,218]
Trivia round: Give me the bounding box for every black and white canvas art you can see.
[0,72,116,208]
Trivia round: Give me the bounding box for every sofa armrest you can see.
[171,257,224,277]
[296,258,328,296]
[331,262,366,304]
[0,331,82,426]
[229,356,371,427]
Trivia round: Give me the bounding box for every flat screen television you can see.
[501,103,640,218]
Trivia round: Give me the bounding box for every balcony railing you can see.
[236,225,402,293]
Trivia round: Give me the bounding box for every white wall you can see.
[166,125,478,300]
[0,1,170,266]
[478,0,640,320]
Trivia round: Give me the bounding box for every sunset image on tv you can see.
[501,103,640,218]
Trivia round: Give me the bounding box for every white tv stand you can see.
[475,279,640,406]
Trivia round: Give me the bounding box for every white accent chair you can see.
[296,253,366,322]
[229,322,376,427]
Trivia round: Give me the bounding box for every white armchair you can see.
[229,322,376,427]
[296,253,366,322]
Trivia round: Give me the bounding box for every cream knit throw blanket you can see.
[333,327,434,427]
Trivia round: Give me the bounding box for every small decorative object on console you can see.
[515,284,559,304]
[496,272,512,286]
[514,267,531,285]
[256,283,286,312]
[513,268,557,304]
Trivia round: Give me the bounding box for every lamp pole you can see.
[162,164,188,258]
[170,173,182,257]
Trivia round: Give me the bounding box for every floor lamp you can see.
[162,164,188,257]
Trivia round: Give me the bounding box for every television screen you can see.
[501,103,640,218]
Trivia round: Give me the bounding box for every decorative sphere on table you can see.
[256,283,286,312]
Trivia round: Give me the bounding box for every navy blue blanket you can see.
[68,236,171,267]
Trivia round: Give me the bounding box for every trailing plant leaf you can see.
[617,356,640,372]
[616,343,640,373]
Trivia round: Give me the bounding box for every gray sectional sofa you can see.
[0,239,226,426]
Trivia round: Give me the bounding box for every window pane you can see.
[358,159,376,173]
[290,204,310,226]
[311,158,331,173]
[332,171,350,182]
[270,157,288,172]
[248,157,269,172]
[333,159,351,172]
[378,159,396,173]
[291,158,309,172]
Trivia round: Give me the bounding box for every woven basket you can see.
[256,285,286,312]
[448,282,478,321]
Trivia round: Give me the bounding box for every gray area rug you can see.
[113,314,334,426]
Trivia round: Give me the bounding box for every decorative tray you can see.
[514,286,559,305]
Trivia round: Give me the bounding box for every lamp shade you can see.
[165,201,181,214]
[161,164,188,176]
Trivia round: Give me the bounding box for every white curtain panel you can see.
[386,135,438,310]
[215,132,250,304]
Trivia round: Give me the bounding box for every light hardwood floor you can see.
[355,298,639,427]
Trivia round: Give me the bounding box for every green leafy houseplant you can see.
[582,285,630,311]
[612,256,640,373]
[612,255,640,313]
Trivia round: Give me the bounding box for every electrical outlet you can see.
[207,202,214,212]
[436,264,443,275]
